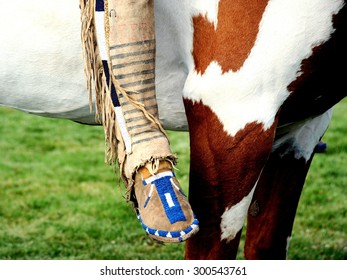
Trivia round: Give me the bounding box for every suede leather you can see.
[134,161,199,242]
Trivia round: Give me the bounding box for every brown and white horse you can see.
[0,0,346,259]
[181,0,346,259]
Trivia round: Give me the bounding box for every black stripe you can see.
[115,68,155,80]
[128,123,151,131]
[102,60,119,107]
[109,39,155,50]
[131,129,158,137]
[115,88,155,100]
[95,0,104,12]
[125,116,147,123]
[121,86,155,96]
[112,59,155,69]
[123,105,158,116]
[132,134,166,146]
[120,95,156,106]
[121,78,155,89]
[111,49,155,60]
[137,86,156,94]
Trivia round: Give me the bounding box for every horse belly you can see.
[0,1,96,123]
[0,0,189,129]
[154,0,191,130]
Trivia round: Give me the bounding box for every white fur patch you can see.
[1,0,343,130]
[183,0,344,136]
[0,0,92,122]
[190,0,220,27]
[220,186,256,243]
[273,109,333,161]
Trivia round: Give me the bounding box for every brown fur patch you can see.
[245,149,314,259]
[184,99,278,259]
[279,4,347,125]
[192,0,269,74]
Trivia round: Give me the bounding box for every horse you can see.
[0,0,345,260]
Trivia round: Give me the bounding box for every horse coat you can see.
[0,0,346,259]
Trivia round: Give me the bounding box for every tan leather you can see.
[134,161,199,242]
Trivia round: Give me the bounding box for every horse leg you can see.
[244,111,332,259]
[244,147,314,259]
[184,100,277,259]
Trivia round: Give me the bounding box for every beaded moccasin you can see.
[133,161,199,243]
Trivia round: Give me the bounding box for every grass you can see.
[288,99,347,260]
[0,99,346,260]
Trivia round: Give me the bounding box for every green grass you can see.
[0,99,346,260]
[288,99,347,260]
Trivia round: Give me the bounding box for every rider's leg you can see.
[104,0,198,242]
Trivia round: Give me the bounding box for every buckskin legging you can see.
[101,0,176,192]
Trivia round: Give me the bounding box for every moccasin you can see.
[134,161,199,243]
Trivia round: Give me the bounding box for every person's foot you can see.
[133,160,199,243]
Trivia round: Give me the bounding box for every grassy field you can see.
[0,99,346,260]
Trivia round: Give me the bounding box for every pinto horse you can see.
[0,0,346,259]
